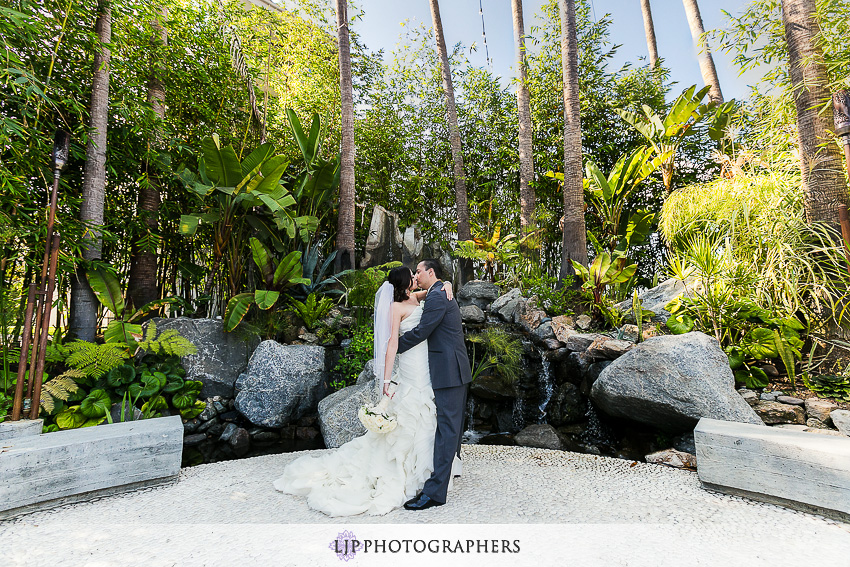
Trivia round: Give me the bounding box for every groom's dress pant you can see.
[424,382,468,504]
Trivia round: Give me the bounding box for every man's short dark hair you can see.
[421,258,442,280]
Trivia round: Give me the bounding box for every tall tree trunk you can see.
[511,0,536,239]
[782,0,848,226]
[69,0,111,341]
[558,0,588,281]
[429,0,472,284]
[640,0,660,68]
[682,0,723,103]
[128,9,166,313]
[335,0,355,272]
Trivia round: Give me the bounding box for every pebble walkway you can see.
[3,445,849,566]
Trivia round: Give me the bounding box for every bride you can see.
[273,266,456,516]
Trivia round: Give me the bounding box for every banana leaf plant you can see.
[286,110,340,248]
[86,266,189,348]
[615,85,736,194]
[454,223,522,283]
[223,237,310,332]
[571,251,638,309]
[547,146,662,255]
[583,146,663,252]
[177,134,315,308]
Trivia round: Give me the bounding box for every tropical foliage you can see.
[4,0,850,434]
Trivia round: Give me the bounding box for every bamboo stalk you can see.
[10,284,37,421]
[29,234,61,420]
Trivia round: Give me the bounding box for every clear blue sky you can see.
[348,0,763,101]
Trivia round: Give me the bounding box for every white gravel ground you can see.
[3,445,849,566]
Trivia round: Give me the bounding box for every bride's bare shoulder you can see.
[394,300,417,322]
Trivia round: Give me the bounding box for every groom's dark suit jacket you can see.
[397,281,472,390]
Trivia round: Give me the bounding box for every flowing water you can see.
[537,355,553,424]
[579,403,618,449]
[512,396,525,431]
[462,395,486,444]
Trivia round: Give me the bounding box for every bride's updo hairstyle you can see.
[387,266,413,303]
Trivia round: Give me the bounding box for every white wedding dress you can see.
[274,305,449,517]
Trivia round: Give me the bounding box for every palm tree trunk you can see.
[782,0,848,226]
[559,0,588,281]
[511,0,536,239]
[682,0,723,103]
[69,0,111,341]
[640,0,660,68]
[335,0,356,272]
[429,0,472,283]
[128,9,167,313]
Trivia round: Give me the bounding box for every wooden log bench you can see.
[0,415,183,520]
[694,417,850,521]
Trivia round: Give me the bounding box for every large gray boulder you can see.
[234,341,330,428]
[591,332,763,431]
[151,317,259,398]
[457,280,500,310]
[614,277,700,322]
[361,205,403,268]
[491,288,523,322]
[460,304,486,324]
[318,360,381,448]
[402,224,424,267]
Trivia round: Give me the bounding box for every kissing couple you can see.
[273,259,473,516]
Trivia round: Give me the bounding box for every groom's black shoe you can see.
[404,493,444,511]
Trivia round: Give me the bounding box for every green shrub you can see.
[803,373,850,402]
[660,168,848,325]
[340,262,402,309]
[332,324,374,390]
[521,273,578,317]
[0,391,11,423]
[658,168,850,389]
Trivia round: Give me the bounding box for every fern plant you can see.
[63,341,130,381]
[39,370,83,414]
[288,293,334,330]
[0,391,11,423]
[136,321,198,357]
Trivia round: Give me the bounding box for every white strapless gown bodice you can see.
[273,305,437,516]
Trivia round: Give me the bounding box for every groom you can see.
[397,259,472,511]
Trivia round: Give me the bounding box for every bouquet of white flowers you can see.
[358,395,397,434]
